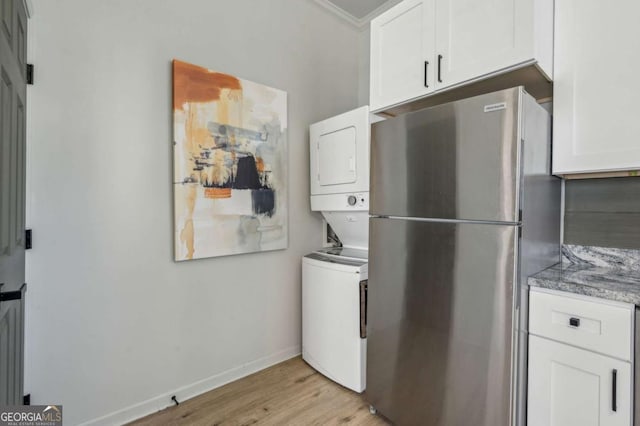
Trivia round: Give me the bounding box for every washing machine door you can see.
[302,255,366,392]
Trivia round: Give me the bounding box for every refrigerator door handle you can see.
[359,279,368,339]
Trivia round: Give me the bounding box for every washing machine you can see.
[302,247,368,393]
[303,105,380,392]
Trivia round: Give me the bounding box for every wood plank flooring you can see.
[129,357,389,426]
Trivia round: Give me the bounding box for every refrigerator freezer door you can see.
[366,217,518,426]
[370,87,521,222]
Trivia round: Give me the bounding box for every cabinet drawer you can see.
[529,289,634,361]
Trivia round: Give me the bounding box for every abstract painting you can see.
[173,60,288,260]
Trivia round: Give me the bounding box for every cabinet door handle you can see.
[437,54,443,83]
[569,317,580,327]
[424,61,429,88]
[612,369,617,412]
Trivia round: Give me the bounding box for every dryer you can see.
[309,105,371,248]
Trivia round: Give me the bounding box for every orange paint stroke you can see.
[180,219,195,260]
[180,184,198,259]
[172,59,241,110]
[204,188,232,199]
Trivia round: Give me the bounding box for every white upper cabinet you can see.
[435,0,549,90]
[370,0,435,110]
[369,0,553,112]
[553,0,640,175]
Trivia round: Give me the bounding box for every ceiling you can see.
[314,0,401,29]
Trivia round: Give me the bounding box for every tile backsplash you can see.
[564,177,640,249]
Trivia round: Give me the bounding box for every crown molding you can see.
[23,0,34,18]
[313,0,400,30]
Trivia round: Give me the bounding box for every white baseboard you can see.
[80,346,301,426]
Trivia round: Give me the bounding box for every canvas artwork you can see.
[173,60,288,261]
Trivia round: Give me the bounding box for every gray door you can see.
[0,0,27,406]
[370,87,521,222]
[365,217,518,426]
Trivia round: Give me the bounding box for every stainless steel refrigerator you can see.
[366,87,561,426]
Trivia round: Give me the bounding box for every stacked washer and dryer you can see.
[302,106,373,393]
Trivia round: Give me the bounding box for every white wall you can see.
[357,27,371,106]
[25,1,360,424]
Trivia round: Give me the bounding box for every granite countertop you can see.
[528,245,640,305]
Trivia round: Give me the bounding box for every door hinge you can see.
[25,229,32,249]
[26,64,34,85]
[0,283,25,302]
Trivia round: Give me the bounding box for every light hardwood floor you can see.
[130,357,390,426]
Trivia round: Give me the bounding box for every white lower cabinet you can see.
[528,288,634,426]
[528,335,632,426]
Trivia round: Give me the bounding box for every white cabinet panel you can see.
[553,0,640,174]
[434,0,532,90]
[369,0,552,113]
[528,335,632,426]
[369,0,435,111]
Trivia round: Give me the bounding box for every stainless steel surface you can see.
[382,215,519,226]
[366,88,560,426]
[377,64,552,117]
[516,92,561,426]
[370,87,521,222]
[366,217,518,426]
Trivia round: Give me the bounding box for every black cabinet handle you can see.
[569,317,580,327]
[424,61,429,87]
[612,369,617,412]
[437,54,443,83]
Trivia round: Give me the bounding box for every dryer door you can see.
[310,106,370,196]
[318,126,357,186]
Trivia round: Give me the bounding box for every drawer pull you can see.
[569,317,580,327]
